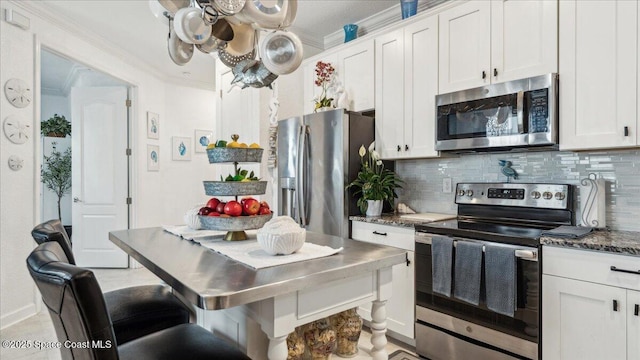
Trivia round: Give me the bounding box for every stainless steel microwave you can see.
[435,73,558,152]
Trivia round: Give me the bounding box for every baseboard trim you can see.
[0,303,38,330]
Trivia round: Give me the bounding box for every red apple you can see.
[215,202,226,214]
[241,196,256,204]
[207,212,220,217]
[243,199,260,215]
[198,207,213,216]
[223,201,243,216]
[260,201,270,209]
[258,206,272,215]
[206,197,220,210]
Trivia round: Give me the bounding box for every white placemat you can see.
[194,237,343,269]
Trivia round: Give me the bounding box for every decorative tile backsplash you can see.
[396,149,640,231]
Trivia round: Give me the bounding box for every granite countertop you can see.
[540,230,640,257]
[350,215,640,257]
[349,214,429,228]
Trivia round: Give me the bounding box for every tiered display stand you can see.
[199,139,272,241]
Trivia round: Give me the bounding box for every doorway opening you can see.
[40,48,131,268]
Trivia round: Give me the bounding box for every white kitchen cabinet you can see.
[302,39,374,115]
[351,221,415,343]
[559,0,639,150]
[438,0,557,94]
[542,246,640,360]
[375,15,439,160]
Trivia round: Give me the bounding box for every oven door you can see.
[415,231,540,360]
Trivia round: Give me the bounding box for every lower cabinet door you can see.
[628,290,640,360]
[543,275,627,360]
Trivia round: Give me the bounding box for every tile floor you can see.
[1,266,417,359]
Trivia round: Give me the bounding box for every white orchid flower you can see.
[371,150,380,160]
[368,141,375,152]
[376,160,382,166]
[358,145,366,157]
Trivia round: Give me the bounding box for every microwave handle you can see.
[516,91,525,133]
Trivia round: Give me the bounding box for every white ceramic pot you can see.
[365,200,383,217]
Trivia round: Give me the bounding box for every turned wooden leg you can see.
[370,299,388,360]
[267,334,288,360]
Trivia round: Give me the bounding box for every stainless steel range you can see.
[415,182,575,360]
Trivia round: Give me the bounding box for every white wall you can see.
[0,2,218,328]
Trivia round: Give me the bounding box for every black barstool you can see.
[31,220,195,345]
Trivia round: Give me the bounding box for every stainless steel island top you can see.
[109,227,407,310]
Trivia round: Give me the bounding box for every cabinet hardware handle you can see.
[624,126,629,136]
[397,145,401,152]
[405,144,409,151]
[406,253,411,267]
[482,71,486,79]
[610,266,640,275]
[635,304,639,316]
[613,299,619,312]
[493,68,498,77]
[372,231,387,236]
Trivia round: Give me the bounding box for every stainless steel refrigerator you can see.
[277,109,374,239]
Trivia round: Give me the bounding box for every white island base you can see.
[197,268,393,360]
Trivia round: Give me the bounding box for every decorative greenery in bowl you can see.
[347,142,403,214]
[41,114,71,137]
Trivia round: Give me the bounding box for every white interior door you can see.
[71,86,128,268]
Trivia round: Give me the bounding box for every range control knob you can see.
[555,192,566,200]
[458,189,466,196]
[466,190,474,197]
[542,191,553,200]
[531,191,541,199]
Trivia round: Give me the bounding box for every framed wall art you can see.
[194,129,213,153]
[147,145,159,171]
[147,112,159,139]
[171,136,191,161]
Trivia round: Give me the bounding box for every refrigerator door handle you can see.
[296,125,307,227]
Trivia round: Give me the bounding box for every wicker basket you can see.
[206,147,263,163]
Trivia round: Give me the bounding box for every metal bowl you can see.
[203,181,267,196]
[206,147,263,163]
[198,213,273,231]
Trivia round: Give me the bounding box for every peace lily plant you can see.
[347,142,403,214]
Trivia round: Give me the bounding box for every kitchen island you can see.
[109,227,407,360]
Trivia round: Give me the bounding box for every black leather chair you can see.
[31,220,195,345]
[27,241,250,360]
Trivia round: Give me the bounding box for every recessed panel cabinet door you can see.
[375,29,405,159]
[542,275,627,360]
[404,16,439,158]
[338,39,374,112]
[491,0,558,83]
[629,290,640,360]
[559,0,638,150]
[438,0,491,94]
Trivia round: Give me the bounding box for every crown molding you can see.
[10,1,215,91]
[324,0,449,49]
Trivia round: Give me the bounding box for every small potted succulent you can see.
[41,113,71,138]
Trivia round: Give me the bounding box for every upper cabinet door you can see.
[491,0,558,83]
[338,39,374,112]
[439,1,491,94]
[559,0,638,150]
[404,16,439,158]
[375,29,405,159]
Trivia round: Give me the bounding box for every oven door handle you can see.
[415,233,538,261]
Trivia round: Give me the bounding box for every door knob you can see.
[73,197,82,203]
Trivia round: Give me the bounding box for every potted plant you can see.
[41,143,72,222]
[41,113,71,137]
[347,142,403,216]
[313,61,336,112]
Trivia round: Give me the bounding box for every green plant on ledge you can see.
[347,142,403,214]
[41,143,72,221]
[41,113,71,137]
